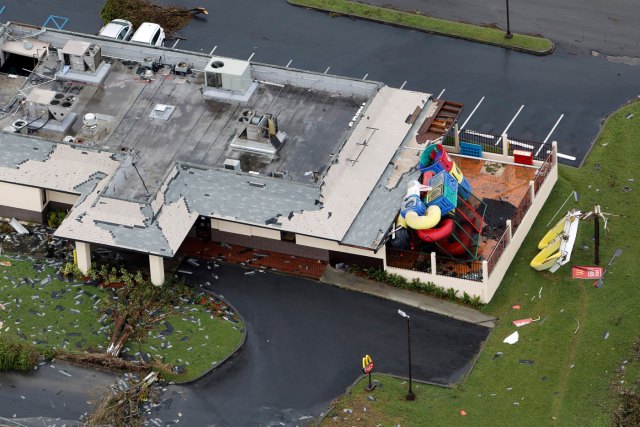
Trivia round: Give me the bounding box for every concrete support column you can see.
[530,179,536,199]
[454,122,460,151]
[506,219,513,240]
[75,241,91,275]
[552,140,558,163]
[482,260,489,283]
[149,255,165,286]
[502,133,509,157]
[430,252,437,275]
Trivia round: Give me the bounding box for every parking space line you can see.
[460,96,484,129]
[0,6,6,15]
[209,46,217,55]
[247,52,255,61]
[362,73,368,80]
[501,104,524,136]
[43,15,68,30]
[465,130,495,139]
[556,152,576,161]
[536,114,564,157]
[324,66,331,74]
[436,88,446,99]
[400,80,407,89]
[286,59,293,68]
[171,40,180,49]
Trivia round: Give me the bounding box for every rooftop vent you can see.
[224,159,241,171]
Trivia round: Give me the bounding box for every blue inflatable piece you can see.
[400,194,426,218]
[458,176,472,200]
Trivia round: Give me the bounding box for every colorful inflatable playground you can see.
[389,143,486,260]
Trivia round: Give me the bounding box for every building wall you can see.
[210,229,330,261]
[0,181,45,222]
[386,266,486,301]
[484,154,558,301]
[209,218,386,266]
[46,190,79,205]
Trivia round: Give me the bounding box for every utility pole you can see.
[505,0,513,39]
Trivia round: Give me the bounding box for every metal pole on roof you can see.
[505,0,513,39]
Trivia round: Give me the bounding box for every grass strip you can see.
[289,0,553,53]
[322,100,640,425]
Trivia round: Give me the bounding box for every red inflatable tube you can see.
[416,218,455,243]
[437,223,475,256]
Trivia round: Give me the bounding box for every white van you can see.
[131,23,165,47]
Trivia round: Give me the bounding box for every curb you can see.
[287,0,555,56]
[171,287,248,385]
[320,268,498,328]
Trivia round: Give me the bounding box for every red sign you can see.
[364,362,375,374]
[572,266,603,279]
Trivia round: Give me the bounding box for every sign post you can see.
[362,354,376,391]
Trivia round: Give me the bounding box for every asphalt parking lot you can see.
[3,1,638,166]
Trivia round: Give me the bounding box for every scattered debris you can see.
[512,317,541,327]
[503,331,519,345]
[519,359,535,365]
[574,318,581,334]
[493,351,503,360]
[9,218,29,235]
[460,410,467,416]
[604,331,610,340]
[512,304,521,310]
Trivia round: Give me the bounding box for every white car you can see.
[98,19,133,41]
[131,23,165,47]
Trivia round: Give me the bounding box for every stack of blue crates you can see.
[425,171,458,215]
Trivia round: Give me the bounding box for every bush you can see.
[0,337,39,372]
[47,209,68,229]
[363,268,484,308]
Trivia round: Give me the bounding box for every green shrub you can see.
[363,268,485,308]
[0,337,39,372]
[47,209,68,229]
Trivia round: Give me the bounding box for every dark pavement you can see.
[0,361,115,421]
[148,262,489,425]
[365,0,640,57]
[0,262,489,426]
[3,1,638,166]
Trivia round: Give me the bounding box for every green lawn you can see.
[0,256,243,382]
[323,101,640,426]
[289,0,553,53]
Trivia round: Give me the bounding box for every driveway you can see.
[0,260,489,426]
[147,260,489,426]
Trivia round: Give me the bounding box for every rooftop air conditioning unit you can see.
[204,56,251,92]
[224,159,241,171]
[175,61,189,75]
[49,92,76,121]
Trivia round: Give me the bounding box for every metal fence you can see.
[507,135,548,161]
[486,228,510,275]
[511,187,532,233]
[458,129,502,155]
[534,152,554,194]
[442,126,550,162]
[435,255,484,282]
[386,248,431,273]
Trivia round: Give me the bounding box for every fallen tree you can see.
[101,0,208,35]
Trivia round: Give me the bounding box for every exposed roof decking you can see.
[280,87,428,241]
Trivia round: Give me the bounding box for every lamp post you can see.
[397,309,415,401]
[505,0,513,39]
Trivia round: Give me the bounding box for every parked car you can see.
[131,23,165,47]
[98,19,133,41]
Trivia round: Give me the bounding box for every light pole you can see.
[398,309,415,401]
[505,0,513,39]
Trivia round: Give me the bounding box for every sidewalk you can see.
[320,267,497,327]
